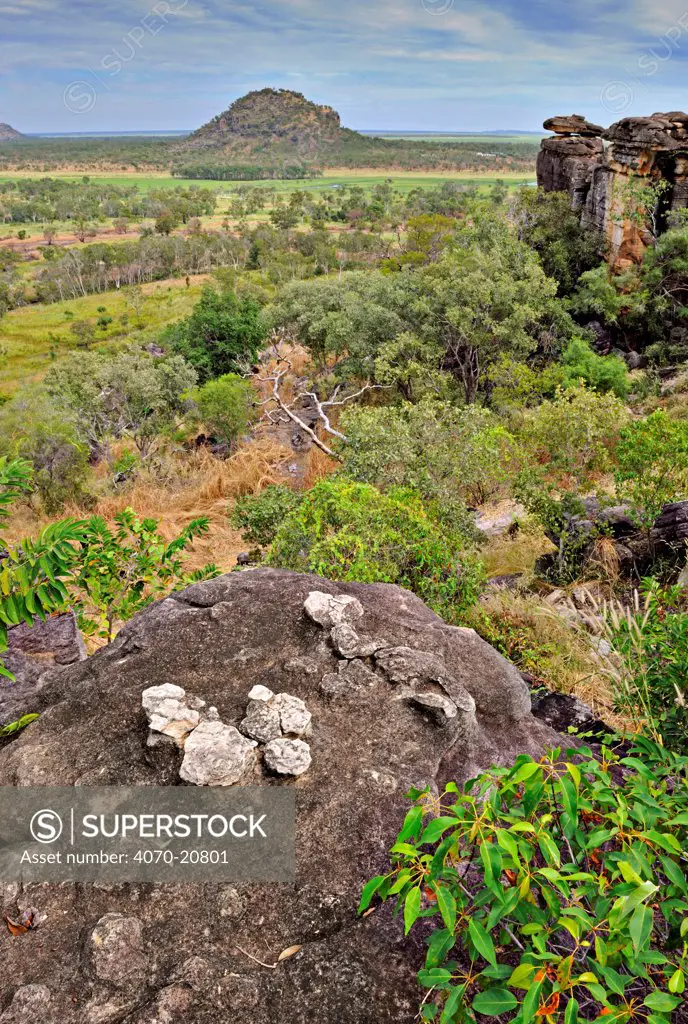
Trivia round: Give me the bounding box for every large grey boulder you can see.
[0,569,559,1024]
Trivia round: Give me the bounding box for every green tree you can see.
[47,349,197,461]
[162,287,266,384]
[0,390,90,512]
[614,410,688,527]
[192,373,256,448]
[514,188,605,294]
[340,400,521,513]
[561,337,629,397]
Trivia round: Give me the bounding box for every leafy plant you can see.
[362,735,688,1024]
[266,477,484,617]
[0,714,40,739]
[69,509,219,642]
[562,338,629,398]
[231,484,303,548]
[0,457,86,678]
[192,372,256,448]
[614,411,688,529]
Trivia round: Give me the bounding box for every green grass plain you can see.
[0,277,207,395]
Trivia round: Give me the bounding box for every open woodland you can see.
[1,110,688,1023]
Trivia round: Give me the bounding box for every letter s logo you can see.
[30,809,63,844]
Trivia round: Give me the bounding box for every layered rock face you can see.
[0,568,559,1024]
[537,111,688,268]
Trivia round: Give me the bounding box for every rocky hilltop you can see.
[0,568,559,1024]
[0,123,23,141]
[178,87,378,164]
[537,111,688,267]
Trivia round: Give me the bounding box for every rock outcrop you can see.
[0,568,559,1024]
[537,111,688,268]
[0,612,86,727]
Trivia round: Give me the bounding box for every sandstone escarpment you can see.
[537,111,688,268]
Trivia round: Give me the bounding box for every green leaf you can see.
[669,969,685,995]
[629,904,653,955]
[468,918,497,968]
[508,963,536,990]
[398,805,424,842]
[359,874,385,913]
[419,817,458,846]
[564,997,579,1024]
[472,988,518,1016]
[643,991,682,1012]
[404,887,422,936]
[440,985,466,1024]
[434,885,457,934]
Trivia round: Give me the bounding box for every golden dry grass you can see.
[469,590,632,731]
[6,438,293,576]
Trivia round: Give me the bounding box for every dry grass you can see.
[469,591,631,731]
[6,438,292,576]
[480,527,554,579]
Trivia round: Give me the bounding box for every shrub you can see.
[266,478,484,617]
[517,386,629,490]
[70,509,219,641]
[193,373,256,448]
[341,401,521,515]
[0,390,90,513]
[562,338,629,398]
[362,735,688,1024]
[231,485,303,548]
[614,411,688,528]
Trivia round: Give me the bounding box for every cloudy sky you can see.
[2,0,688,133]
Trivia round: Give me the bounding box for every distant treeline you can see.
[0,178,217,224]
[172,164,323,180]
[0,134,539,176]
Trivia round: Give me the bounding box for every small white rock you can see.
[263,738,312,777]
[272,693,312,738]
[180,721,258,787]
[142,683,186,714]
[304,592,364,629]
[248,685,275,703]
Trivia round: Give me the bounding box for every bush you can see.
[517,386,629,490]
[193,373,256,448]
[341,401,521,515]
[266,477,484,617]
[162,286,266,384]
[362,734,688,1024]
[614,411,688,528]
[0,390,90,513]
[231,485,303,548]
[562,337,629,398]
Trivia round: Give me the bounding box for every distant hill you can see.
[177,88,379,168]
[172,87,540,180]
[0,123,24,141]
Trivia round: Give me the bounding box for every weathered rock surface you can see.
[542,114,604,137]
[0,611,86,727]
[538,110,688,268]
[0,568,560,1023]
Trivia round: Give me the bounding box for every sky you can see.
[2,0,688,133]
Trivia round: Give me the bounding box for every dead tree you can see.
[258,357,386,461]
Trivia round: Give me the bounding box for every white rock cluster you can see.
[240,685,312,777]
[141,681,313,785]
[304,591,384,659]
